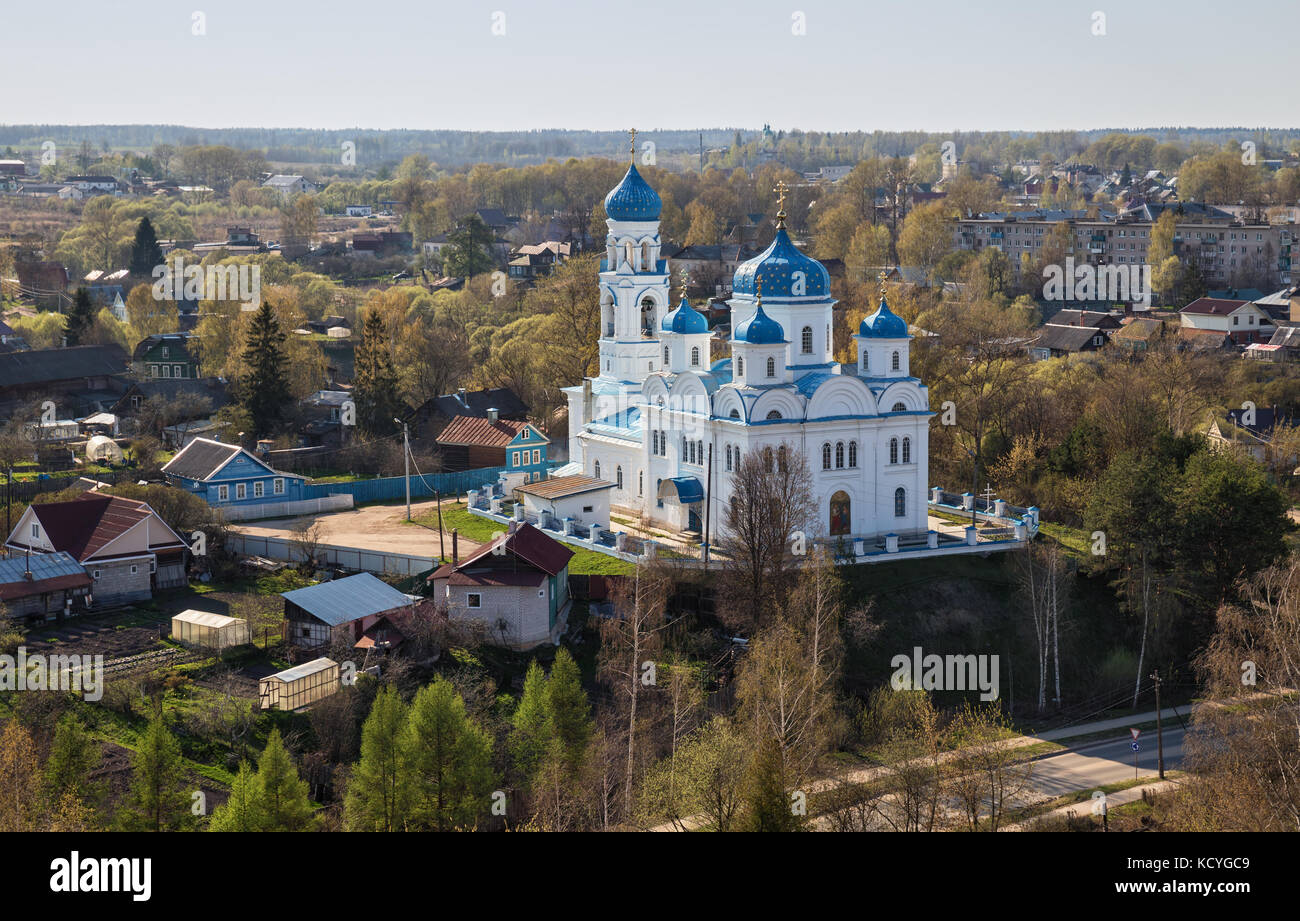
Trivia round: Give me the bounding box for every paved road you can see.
[1028,727,1186,798]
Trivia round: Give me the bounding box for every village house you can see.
[1207,406,1291,464]
[132,333,201,380]
[434,412,549,479]
[1028,323,1109,360]
[4,493,188,604]
[1178,297,1275,345]
[162,436,306,508]
[0,344,129,416]
[281,572,415,650]
[0,551,93,623]
[429,522,573,649]
[515,474,614,529]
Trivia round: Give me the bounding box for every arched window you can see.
[891,351,900,371]
[889,438,898,464]
[594,460,601,479]
[778,445,787,471]
[736,355,744,376]
[765,410,782,420]
[762,446,774,471]
[892,401,906,413]
[902,436,911,464]
[726,445,733,471]
[697,441,705,464]
[656,478,663,508]
[616,466,623,489]
[832,441,842,468]
[801,326,813,354]
[821,442,831,469]
[766,356,776,377]
[729,408,740,419]
[848,441,858,468]
[663,346,670,365]
[894,487,906,518]
[862,352,869,371]
[652,430,659,455]
[641,296,656,336]
[638,470,643,495]
[690,346,700,366]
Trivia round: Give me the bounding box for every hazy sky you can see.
[3,0,1295,131]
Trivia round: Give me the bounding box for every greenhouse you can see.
[259,657,340,711]
[85,435,125,464]
[170,610,251,650]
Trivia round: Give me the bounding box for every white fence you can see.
[226,533,435,576]
[221,494,354,522]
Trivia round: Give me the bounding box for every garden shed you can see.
[171,609,251,650]
[258,657,340,710]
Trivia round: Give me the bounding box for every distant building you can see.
[262,175,315,196]
[0,551,93,623]
[344,204,373,217]
[412,386,528,439]
[281,572,414,651]
[1179,297,1274,345]
[508,241,572,279]
[435,412,549,478]
[1028,324,1109,360]
[162,437,306,507]
[0,344,129,416]
[133,333,201,380]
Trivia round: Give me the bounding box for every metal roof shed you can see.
[259,657,340,710]
[281,572,413,627]
[171,609,251,650]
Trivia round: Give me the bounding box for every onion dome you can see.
[604,162,661,222]
[662,297,709,334]
[858,297,909,338]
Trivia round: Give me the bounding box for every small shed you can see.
[259,657,340,710]
[171,609,250,650]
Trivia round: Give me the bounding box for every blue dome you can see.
[732,228,830,298]
[858,297,909,338]
[604,163,661,222]
[734,303,786,345]
[661,297,709,334]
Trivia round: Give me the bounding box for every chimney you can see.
[487,407,499,423]
[457,387,468,408]
[452,529,459,565]
[582,378,593,423]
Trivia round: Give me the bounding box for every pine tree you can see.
[344,686,410,831]
[352,310,401,435]
[546,648,593,774]
[403,677,496,831]
[255,728,315,831]
[240,300,290,436]
[208,761,263,832]
[64,287,97,346]
[129,217,164,276]
[42,713,102,814]
[509,660,550,785]
[120,710,193,832]
[740,738,802,832]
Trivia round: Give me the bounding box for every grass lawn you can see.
[567,548,636,575]
[410,502,505,543]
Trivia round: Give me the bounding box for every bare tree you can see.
[289,519,325,571]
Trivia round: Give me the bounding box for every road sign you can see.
[1129,728,1141,740]
[1131,741,1140,752]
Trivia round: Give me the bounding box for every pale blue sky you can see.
[2,0,1295,130]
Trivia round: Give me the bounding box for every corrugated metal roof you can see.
[0,550,85,582]
[265,657,338,684]
[281,572,411,626]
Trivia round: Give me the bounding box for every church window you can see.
[801,326,813,354]
[690,346,700,366]
[664,346,670,365]
[895,487,906,518]
[726,445,733,471]
[729,409,740,419]
[616,466,623,489]
[889,438,898,464]
[594,460,601,479]
[765,410,782,420]
[737,356,744,375]
[891,351,900,371]
[848,441,858,467]
[902,437,911,464]
[638,470,643,495]
[698,441,705,464]
[766,356,776,377]
[656,479,663,508]
[778,445,787,472]
[835,441,844,468]
[821,443,831,469]
[862,352,869,371]
[892,402,906,413]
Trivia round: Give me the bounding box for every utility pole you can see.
[395,418,410,521]
[702,441,712,566]
[1152,669,1165,780]
[435,490,445,562]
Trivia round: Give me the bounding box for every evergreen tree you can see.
[42,713,102,815]
[509,661,550,785]
[403,677,496,831]
[208,761,263,832]
[352,310,401,435]
[344,686,410,832]
[129,216,164,276]
[441,215,496,278]
[63,287,97,346]
[255,728,316,831]
[546,648,593,774]
[740,738,803,832]
[120,710,193,832]
[240,300,290,436]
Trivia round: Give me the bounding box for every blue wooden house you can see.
[435,413,549,481]
[161,437,306,507]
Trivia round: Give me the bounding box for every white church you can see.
[562,153,932,545]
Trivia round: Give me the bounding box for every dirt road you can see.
[230,497,480,559]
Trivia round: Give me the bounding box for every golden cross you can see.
[878,269,888,301]
[679,269,691,300]
[755,276,763,306]
[628,128,637,160]
[773,179,789,227]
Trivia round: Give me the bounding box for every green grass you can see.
[1038,521,1094,558]
[567,548,636,575]
[410,502,506,543]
